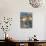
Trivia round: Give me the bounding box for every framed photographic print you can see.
[20,12,32,28]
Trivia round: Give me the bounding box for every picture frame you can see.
[20,12,32,28]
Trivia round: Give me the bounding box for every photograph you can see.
[20,12,32,28]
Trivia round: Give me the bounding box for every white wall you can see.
[0,0,46,40]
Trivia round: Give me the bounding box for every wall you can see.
[0,0,46,40]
